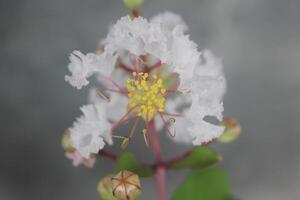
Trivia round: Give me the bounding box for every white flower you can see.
[65,51,116,89]
[65,13,226,149]
[150,11,188,33]
[69,104,112,158]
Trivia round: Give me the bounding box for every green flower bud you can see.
[97,175,118,200]
[122,0,144,10]
[111,171,141,200]
[61,129,75,152]
[218,117,241,143]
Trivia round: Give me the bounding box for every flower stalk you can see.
[148,120,166,200]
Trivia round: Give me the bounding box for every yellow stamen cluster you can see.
[126,72,166,121]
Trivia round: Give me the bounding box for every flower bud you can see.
[218,117,241,143]
[97,175,118,200]
[61,129,75,152]
[111,170,141,200]
[122,0,144,10]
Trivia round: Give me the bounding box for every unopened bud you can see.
[62,129,75,152]
[122,0,144,10]
[218,117,241,143]
[111,170,141,200]
[97,175,118,200]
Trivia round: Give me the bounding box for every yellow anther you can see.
[126,72,167,121]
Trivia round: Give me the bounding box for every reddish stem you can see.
[164,150,193,168]
[148,120,166,200]
[98,150,117,161]
[132,9,140,18]
[119,62,135,73]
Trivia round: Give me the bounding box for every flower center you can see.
[126,72,166,121]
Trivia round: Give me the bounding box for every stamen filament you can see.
[113,135,127,139]
[97,88,128,96]
[142,129,149,147]
[111,107,135,130]
[128,117,140,138]
[111,104,141,130]
[103,76,123,91]
[161,112,185,118]
[96,89,110,102]
[158,113,176,138]
[119,61,135,73]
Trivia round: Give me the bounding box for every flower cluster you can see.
[65,11,226,159]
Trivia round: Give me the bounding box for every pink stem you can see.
[148,120,166,200]
[97,88,128,95]
[103,76,123,91]
[119,62,135,73]
[161,112,185,118]
[98,150,117,161]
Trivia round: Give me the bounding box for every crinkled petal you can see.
[188,120,224,145]
[150,11,188,33]
[104,16,149,56]
[65,51,116,89]
[166,51,225,145]
[69,104,112,158]
[103,16,169,63]
[167,27,200,90]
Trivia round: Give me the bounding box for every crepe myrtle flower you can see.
[65,12,226,159]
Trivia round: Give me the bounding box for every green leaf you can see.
[171,168,233,200]
[218,118,241,143]
[170,146,221,170]
[116,151,155,177]
[122,0,144,9]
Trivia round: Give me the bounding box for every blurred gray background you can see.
[1,0,300,199]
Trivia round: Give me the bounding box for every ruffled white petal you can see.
[88,88,128,123]
[183,50,226,145]
[104,16,150,56]
[163,51,226,145]
[167,27,200,89]
[69,104,112,158]
[191,50,226,119]
[150,11,188,33]
[186,96,224,145]
[65,51,116,89]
